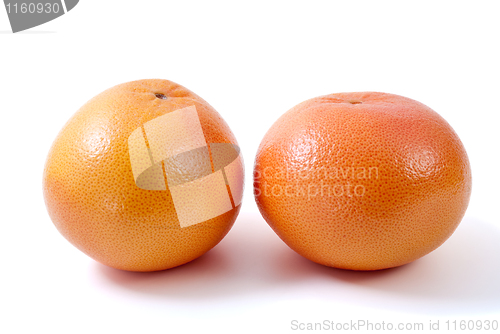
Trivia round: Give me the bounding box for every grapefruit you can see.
[254,92,471,270]
[43,79,244,272]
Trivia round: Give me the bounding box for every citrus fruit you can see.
[43,79,244,272]
[254,92,471,271]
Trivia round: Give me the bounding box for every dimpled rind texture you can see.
[254,92,472,271]
[43,79,243,272]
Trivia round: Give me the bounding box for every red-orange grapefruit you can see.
[254,92,471,270]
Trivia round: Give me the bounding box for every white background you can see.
[1,1,499,333]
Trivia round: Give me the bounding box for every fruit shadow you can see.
[94,214,500,315]
[93,212,308,301]
[301,216,500,315]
